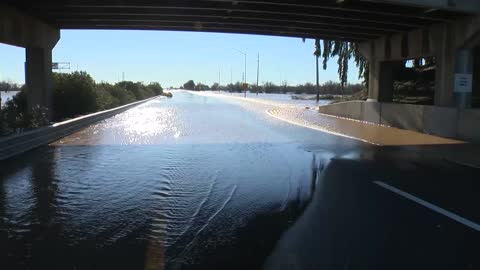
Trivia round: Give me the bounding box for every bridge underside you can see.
[4,0,472,42]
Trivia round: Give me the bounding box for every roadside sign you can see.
[242,83,249,90]
[52,62,71,71]
[454,73,472,93]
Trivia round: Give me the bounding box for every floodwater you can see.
[0,91,359,269]
[222,91,331,107]
[2,90,477,269]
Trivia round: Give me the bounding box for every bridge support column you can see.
[453,49,474,109]
[433,24,456,107]
[25,48,53,115]
[368,60,403,102]
[367,60,380,101]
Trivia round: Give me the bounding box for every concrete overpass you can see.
[1,1,480,127]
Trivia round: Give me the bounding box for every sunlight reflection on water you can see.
[1,90,356,269]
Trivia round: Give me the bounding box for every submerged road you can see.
[0,90,479,270]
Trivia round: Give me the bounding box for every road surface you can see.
[0,90,478,270]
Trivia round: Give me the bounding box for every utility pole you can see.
[122,72,125,82]
[244,52,247,98]
[242,72,246,98]
[316,55,320,103]
[256,53,260,95]
[234,49,247,97]
[244,53,247,85]
[218,67,221,90]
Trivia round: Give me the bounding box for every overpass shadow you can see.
[265,142,480,270]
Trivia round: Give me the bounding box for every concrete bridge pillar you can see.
[362,39,403,102]
[0,4,59,118]
[368,60,404,102]
[433,24,456,107]
[25,48,54,115]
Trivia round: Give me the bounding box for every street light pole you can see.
[256,53,260,95]
[315,39,320,103]
[244,52,247,85]
[234,49,247,97]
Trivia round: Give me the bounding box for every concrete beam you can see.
[361,0,480,13]
[0,4,60,49]
[362,27,432,62]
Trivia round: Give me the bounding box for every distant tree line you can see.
[182,79,363,95]
[0,72,170,136]
[0,81,21,92]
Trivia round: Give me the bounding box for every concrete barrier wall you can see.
[457,109,480,142]
[381,103,424,132]
[0,96,159,161]
[318,101,480,143]
[318,101,365,120]
[423,106,458,138]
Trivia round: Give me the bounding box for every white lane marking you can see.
[373,181,480,232]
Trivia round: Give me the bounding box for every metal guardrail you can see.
[0,96,159,161]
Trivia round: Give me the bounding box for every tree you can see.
[314,39,321,102]
[211,83,220,91]
[0,81,20,92]
[52,71,97,120]
[195,83,209,91]
[308,39,368,88]
[263,82,278,93]
[327,40,368,88]
[227,82,243,92]
[183,80,195,90]
[115,81,145,100]
[147,82,164,95]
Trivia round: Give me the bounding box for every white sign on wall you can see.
[454,73,473,93]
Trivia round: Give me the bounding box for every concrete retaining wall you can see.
[0,96,159,161]
[318,101,480,143]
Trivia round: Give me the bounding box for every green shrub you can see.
[183,80,195,90]
[142,87,154,99]
[147,82,163,96]
[95,83,120,110]
[2,89,29,130]
[115,81,145,100]
[106,84,136,105]
[162,92,173,98]
[1,73,165,136]
[53,71,97,120]
[29,106,50,128]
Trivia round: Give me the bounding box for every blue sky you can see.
[0,30,360,87]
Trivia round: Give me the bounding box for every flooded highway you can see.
[1,91,479,269]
